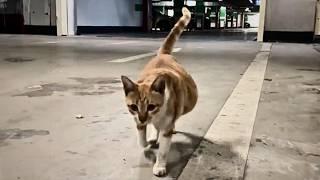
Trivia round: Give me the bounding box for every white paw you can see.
[153,164,167,177]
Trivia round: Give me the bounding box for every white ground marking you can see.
[30,41,57,45]
[172,48,182,53]
[111,41,138,45]
[109,48,182,63]
[182,43,272,178]
[260,42,272,52]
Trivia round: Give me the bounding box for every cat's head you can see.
[121,75,166,126]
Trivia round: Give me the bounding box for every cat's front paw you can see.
[153,164,167,177]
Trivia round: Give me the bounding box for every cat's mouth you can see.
[138,119,151,126]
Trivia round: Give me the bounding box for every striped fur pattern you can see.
[121,7,197,177]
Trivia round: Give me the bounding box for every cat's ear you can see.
[151,76,165,95]
[121,76,137,96]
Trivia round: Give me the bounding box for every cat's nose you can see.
[138,114,148,123]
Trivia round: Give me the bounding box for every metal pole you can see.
[142,0,152,32]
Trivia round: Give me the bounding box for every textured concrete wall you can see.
[76,0,142,27]
[265,0,316,32]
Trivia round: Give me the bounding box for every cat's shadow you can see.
[137,131,238,179]
[142,131,200,178]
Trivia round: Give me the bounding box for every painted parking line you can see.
[29,41,58,45]
[109,48,182,63]
[179,43,272,180]
[111,41,138,45]
[260,42,272,52]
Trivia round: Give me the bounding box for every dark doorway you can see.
[0,0,56,35]
[0,0,24,34]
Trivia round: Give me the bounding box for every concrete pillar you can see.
[235,13,238,28]
[237,13,241,28]
[216,10,219,28]
[257,0,267,42]
[56,0,75,36]
[231,14,234,28]
[241,13,245,28]
[142,0,152,32]
[315,0,320,35]
[67,0,76,35]
[56,0,67,36]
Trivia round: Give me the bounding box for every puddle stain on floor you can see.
[3,57,35,63]
[0,129,50,147]
[14,77,122,97]
[303,79,320,86]
[302,79,320,94]
[69,77,120,85]
[297,68,320,72]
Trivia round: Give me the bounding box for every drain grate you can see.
[4,57,34,63]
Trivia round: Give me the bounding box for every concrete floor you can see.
[245,43,320,180]
[0,34,319,180]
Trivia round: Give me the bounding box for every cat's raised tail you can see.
[158,7,191,55]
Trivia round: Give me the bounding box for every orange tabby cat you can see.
[121,7,197,176]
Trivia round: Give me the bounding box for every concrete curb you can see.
[178,43,272,180]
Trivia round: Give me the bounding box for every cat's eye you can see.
[129,104,138,111]
[147,104,156,111]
